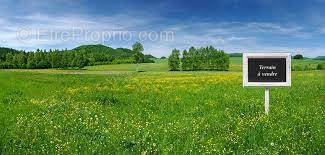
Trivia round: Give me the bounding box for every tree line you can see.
[0,43,154,69]
[0,49,92,69]
[168,46,229,71]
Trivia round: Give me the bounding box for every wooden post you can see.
[265,88,270,115]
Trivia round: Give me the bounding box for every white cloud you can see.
[0,12,156,50]
[0,11,324,57]
[320,27,325,33]
[145,21,324,57]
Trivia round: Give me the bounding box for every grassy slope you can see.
[0,58,324,154]
[84,57,243,72]
[85,63,169,72]
[85,57,324,73]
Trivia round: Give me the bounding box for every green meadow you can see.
[85,57,325,72]
[0,58,324,154]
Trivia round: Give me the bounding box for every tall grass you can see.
[0,69,324,154]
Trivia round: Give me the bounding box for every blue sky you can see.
[0,0,325,57]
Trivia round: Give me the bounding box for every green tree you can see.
[0,44,154,69]
[61,52,69,68]
[293,54,303,59]
[16,53,27,69]
[132,42,144,72]
[5,53,13,64]
[316,63,324,70]
[192,48,201,70]
[27,53,36,69]
[168,49,180,71]
[181,50,191,71]
[188,47,196,71]
[172,46,229,71]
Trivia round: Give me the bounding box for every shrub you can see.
[316,63,324,70]
[293,54,304,59]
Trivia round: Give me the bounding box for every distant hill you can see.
[73,44,155,63]
[229,53,242,57]
[314,56,325,60]
[0,47,20,53]
[74,44,114,53]
[0,44,155,69]
[73,44,136,58]
[0,47,21,61]
[143,54,156,63]
[144,54,157,59]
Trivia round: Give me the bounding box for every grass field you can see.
[0,58,324,154]
[85,57,325,72]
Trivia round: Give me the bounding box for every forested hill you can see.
[0,44,154,69]
[73,44,135,58]
[0,47,21,60]
[314,56,325,60]
[74,44,156,60]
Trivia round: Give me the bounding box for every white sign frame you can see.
[243,53,291,87]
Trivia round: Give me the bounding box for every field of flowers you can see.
[0,67,324,153]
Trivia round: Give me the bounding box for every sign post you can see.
[243,53,291,115]
[265,88,269,115]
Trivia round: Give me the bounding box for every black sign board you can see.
[248,58,286,82]
[243,53,291,115]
